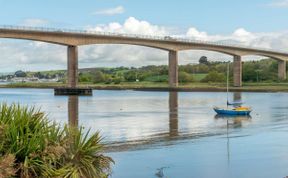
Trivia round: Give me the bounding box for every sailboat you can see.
[213,62,252,115]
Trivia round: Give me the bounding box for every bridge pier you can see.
[278,60,286,80]
[169,50,178,87]
[233,55,242,87]
[67,45,78,88]
[54,45,92,96]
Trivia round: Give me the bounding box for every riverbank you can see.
[2,82,288,92]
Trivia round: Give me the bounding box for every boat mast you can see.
[226,62,229,106]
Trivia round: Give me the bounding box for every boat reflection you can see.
[214,109,252,165]
[214,114,252,128]
[215,92,251,127]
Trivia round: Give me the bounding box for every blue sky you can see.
[0,0,287,33]
[0,0,288,72]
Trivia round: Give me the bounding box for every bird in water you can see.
[155,167,169,178]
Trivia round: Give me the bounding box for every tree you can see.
[14,70,27,78]
[34,72,45,79]
[199,56,209,65]
[92,71,105,83]
[179,71,194,83]
[124,70,137,82]
[79,73,92,83]
[113,77,122,84]
[201,71,225,82]
[196,64,210,73]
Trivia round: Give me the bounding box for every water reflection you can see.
[214,114,252,128]
[2,89,288,178]
[68,96,78,127]
[214,92,252,165]
[215,92,251,128]
[169,91,178,137]
[66,92,179,138]
[233,92,242,102]
[214,112,252,165]
[96,92,181,152]
[67,92,251,152]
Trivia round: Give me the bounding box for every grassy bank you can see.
[3,82,288,92]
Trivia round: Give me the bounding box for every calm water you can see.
[0,88,288,178]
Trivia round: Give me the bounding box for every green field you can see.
[192,74,207,81]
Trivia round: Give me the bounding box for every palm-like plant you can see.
[0,103,114,178]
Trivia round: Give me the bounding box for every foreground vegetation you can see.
[0,104,113,178]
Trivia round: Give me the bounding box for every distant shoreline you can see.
[1,82,288,92]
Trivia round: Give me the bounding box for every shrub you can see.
[201,71,225,83]
[178,71,194,83]
[113,77,122,84]
[0,104,114,178]
[92,71,106,83]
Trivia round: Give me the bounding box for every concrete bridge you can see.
[1,25,288,88]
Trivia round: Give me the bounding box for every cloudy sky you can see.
[0,0,288,72]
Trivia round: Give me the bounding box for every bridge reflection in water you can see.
[66,92,252,152]
[169,91,178,137]
[67,92,180,135]
[68,96,79,127]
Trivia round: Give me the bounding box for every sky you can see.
[0,0,288,72]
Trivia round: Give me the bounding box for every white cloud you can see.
[186,28,208,40]
[93,6,125,16]
[267,0,288,8]
[0,40,66,72]
[1,16,288,72]
[86,17,168,36]
[83,18,288,65]
[21,19,49,26]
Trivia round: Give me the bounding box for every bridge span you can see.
[1,25,288,88]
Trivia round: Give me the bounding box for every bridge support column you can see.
[55,46,92,95]
[169,50,178,87]
[67,45,78,88]
[278,60,286,80]
[233,55,242,87]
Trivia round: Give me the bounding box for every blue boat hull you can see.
[213,108,251,115]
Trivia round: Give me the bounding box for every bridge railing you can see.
[0,25,287,54]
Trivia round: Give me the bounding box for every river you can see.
[0,88,288,178]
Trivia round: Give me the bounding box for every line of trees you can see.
[6,57,283,84]
[76,58,282,84]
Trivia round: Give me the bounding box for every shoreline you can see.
[1,83,288,92]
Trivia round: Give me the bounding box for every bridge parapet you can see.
[0,25,288,56]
